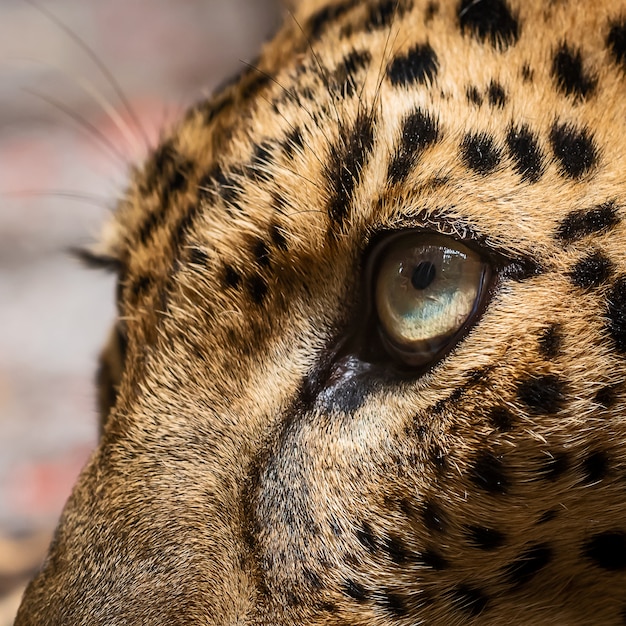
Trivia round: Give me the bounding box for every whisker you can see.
[240,60,334,148]
[23,86,129,165]
[287,9,343,128]
[369,6,403,121]
[22,0,151,149]
[4,57,140,155]
[2,189,113,209]
[257,93,327,172]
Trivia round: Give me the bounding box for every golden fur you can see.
[15,0,626,623]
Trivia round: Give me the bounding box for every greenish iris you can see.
[375,234,488,365]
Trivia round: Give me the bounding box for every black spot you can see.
[138,144,194,237]
[169,204,199,251]
[521,63,534,82]
[129,274,153,302]
[343,49,371,76]
[583,450,609,484]
[326,111,375,228]
[425,1,439,22]
[143,139,176,194]
[384,536,412,564]
[452,585,489,616]
[467,525,506,550]
[607,20,626,71]
[318,601,337,613]
[517,374,565,414]
[379,590,409,616]
[570,251,614,289]
[388,108,439,185]
[549,121,598,179]
[458,0,519,50]
[506,124,544,183]
[607,275,626,352]
[356,522,378,552]
[542,451,570,481]
[247,274,268,305]
[466,86,483,105]
[270,192,287,214]
[199,164,243,208]
[552,43,597,100]
[249,142,274,182]
[556,201,620,242]
[595,384,619,408]
[137,208,167,246]
[506,543,552,586]
[269,223,288,251]
[487,80,507,107]
[282,126,304,157]
[366,0,414,30]
[187,94,232,126]
[431,446,447,472]
[423,501,448,533]
[239,71,272,101]
[342,578,369,602]
[466,366,490,384]
[461,132,501,174]
[302,569,322,591]
[470,451,510,494]
[189,248,209,267]
[252,238,271,268]
[489,406,514,432]
[223,264,241,289]
[420,548,449,570]
[308,0,359,39]
[584,532,626,570]
[387,43,439,87]
[538,324,562,359]
[331,50,372,97]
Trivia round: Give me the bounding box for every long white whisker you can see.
[5,57,140,155]
[23,86,128,165]
[22,0,151,149]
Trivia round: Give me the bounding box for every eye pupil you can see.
[411,261,437,290]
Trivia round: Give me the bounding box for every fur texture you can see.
[15,0,626,623]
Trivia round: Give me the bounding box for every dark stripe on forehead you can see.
[326,111,376,229]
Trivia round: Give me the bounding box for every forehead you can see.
[118,0,626,294]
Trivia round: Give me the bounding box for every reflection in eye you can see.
[375,233,490,367]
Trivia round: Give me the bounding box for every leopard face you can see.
[15,0,626,624]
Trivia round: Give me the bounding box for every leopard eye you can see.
[374,233,490,367]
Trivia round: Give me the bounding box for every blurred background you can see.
[0,0,281,622]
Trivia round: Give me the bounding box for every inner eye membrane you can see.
[374,232,491,367]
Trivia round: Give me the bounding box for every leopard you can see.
[13,0,626,623]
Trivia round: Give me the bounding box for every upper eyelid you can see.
[365,226,537,271]
[371,208,543,269]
